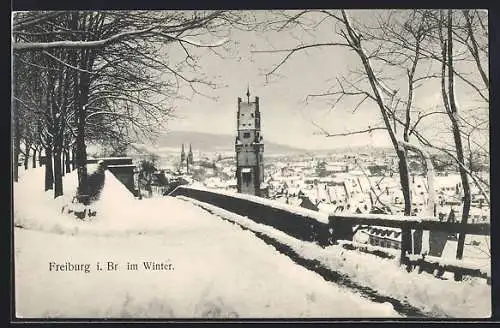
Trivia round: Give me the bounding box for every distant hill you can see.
[154,131,308,155]
[130,131,396,157]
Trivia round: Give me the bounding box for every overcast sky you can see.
[163,10,488,151]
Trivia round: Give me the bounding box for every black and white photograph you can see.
[11,9,491,319]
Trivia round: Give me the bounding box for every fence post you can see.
[330,216,354,244]
[400,222,411,266]
[412,228,423,255]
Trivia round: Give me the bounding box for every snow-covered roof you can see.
[349,170,366,176]
[107,164,136,168]
[366,227,402,242]
[317,203,338,215]
[94,157,133,160]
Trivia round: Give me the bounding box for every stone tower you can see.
[187,143,193,173]
[235,88,264,196]
[188,144,193,163]
[180,144,185,164]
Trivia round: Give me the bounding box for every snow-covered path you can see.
[14,169,399,318]
[14,200,398,318]
[13,168,490,318]
[14,222,397,318]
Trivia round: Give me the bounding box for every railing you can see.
[169,185,331,245]
[168,185,490,282]
[330,215,490,282]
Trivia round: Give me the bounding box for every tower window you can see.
[243,132,250,138]
[251,113,254,118]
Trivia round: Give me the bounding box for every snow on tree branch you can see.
[13,26,160,51]
[312,123,387,138]
[13,24,229,52]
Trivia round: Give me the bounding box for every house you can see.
[299,195,319,211]
[366,226,402,249]
[469,206,489,223]
[367,164,388,176]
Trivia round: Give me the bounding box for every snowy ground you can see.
[14,167,401,318]
[180,198,491,318]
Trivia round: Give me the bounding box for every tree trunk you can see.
[399,141,437,255]
[340,10,413,261]
[76,109,89,197]
[61,149,66,176]
[146,173,153,198]
[71,146,76,171]
[446,10,472,260]
[12,59,20,182]
[396,148,413,256]
[13,115,20,182]
[65,148,71,173]
[23,142,30,170]
[75,65,91,199]
[53,146,63,198]
[452,127,471,258]
[44,145,54,191]
[32,147,37,168]
[397,150,412,216]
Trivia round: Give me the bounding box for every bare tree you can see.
[360,10,489,206]
[437,10,471,260]
[12,10,238,203]
[253,10,436,258]
[373,9,488,259]
[252,9,488,259]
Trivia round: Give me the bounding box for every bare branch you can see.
[252,42,349,77]
[42,50,97,75]
[312,122,387,137]
[13,25,159,51]
[409,111,449,135]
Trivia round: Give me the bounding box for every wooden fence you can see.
[168,185,490,282]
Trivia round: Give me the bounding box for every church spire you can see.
[246,85,250,103]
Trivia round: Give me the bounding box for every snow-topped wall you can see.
[169,185,332,246]
[169,185,490,283]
